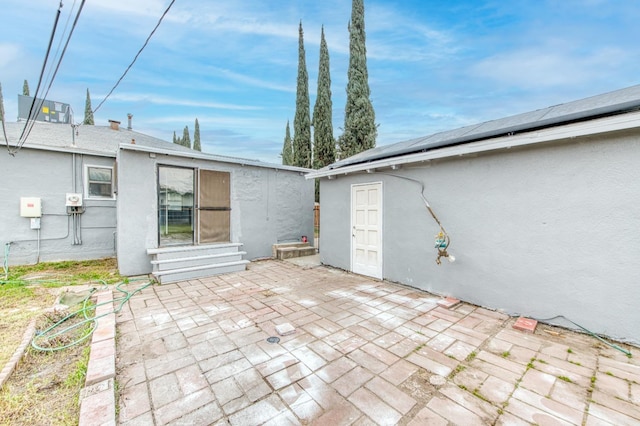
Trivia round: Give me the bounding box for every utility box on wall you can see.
[20,197,42,217]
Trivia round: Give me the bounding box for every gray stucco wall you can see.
[0,148,117,265]
[116,149,314,276]
[319,130,640,345]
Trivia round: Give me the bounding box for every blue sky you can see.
[1,0,639,163]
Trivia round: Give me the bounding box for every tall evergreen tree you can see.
[312,26,336,170]
[281,120,294,165]
[22,80,30,96]
[193,118,201,151]
[292,21,312,168]
[83,88,94,125]
[182,126,191,149]
[173,131,178,145]
[340,0,376,159]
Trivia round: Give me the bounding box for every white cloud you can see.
[471,44,628,89]
[102,92,262,110]
[0,43,21,69]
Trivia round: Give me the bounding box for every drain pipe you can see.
[3,242,11,279]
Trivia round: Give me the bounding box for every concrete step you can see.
[275,245,317,260]
[151,251,247,271]
[152,260,250,284]
[147,243,243,261]
[271,242,312,258]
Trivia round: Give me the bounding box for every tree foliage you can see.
[312,26,336,170]
[22,80,30,96]
[181,126,191,149]
[173,131,178,144]
[193,118,201,151]
[292,21,312,168]
[281,120,294,165]
[340,0,376,159]
[83,88,94,125]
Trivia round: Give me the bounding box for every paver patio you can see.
[115,259,639,425]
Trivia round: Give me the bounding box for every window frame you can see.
[84,164,115,200]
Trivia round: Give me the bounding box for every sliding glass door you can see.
[158,166,194,246]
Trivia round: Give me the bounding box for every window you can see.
[85,165,114,199]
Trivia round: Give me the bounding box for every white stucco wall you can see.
[319,130,640,345]
[0,148,117,265]
[116,149,314,276]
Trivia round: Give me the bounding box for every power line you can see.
[0,83,11,155]
[93,0,176,114]
[14,1,64,154]
[17,0,86,152]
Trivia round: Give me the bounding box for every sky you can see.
[1,0,639,164]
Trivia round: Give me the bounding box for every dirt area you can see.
[0,259,121,426]
[0,343,90,426]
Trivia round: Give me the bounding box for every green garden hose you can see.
[31,280,153,352]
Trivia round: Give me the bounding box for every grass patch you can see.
[605,371,613,376]
[501,351,510,358]
[0,343,89,425]
[0,258,119,401]
[567,348,573,354]
[558,376,573,383]
[465,351,477,362]
[64,345,90,389]
[569,360,582,366]
[527,358,536,370]
[5,258,122,286]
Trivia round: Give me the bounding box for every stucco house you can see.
[1,119,314,283]
[308,85,640,345]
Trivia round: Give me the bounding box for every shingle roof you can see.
[0,121,196,156]
[0,121,310,172]
[328,84,640,170]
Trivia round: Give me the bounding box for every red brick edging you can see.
[0,318,37,388]
[79,290,117,426]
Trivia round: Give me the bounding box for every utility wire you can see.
[16,1,64,153]
[18,0,86,152]
[93,0,176,114]
[0,83,10,154]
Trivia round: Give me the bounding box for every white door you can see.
[351,182,382,279]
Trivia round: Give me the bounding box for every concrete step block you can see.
[152,260,249,284]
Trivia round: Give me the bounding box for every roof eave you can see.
[306,110,640,179]
[119,143,312,173]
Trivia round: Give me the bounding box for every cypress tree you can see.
[312,26,335,170]
[340,0,376,158]
[281,120,293,165]
[182,126,191,149]
[83,88,94,125]
[193,118,201,151]
[292,21,312,168]
[23,80,30,96]
[173,131,178,144]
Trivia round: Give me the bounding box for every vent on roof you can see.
[108,119,121,131]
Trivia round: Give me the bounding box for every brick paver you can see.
[114,259,639,425]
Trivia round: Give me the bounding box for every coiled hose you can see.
[31,279,152,352]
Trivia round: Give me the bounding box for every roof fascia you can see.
[118,143,312,173]
[306,110,640,179]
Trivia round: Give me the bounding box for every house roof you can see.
[309,84,640,178]
[0,121,310,172]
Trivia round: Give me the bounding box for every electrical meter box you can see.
[65,193,83,207]
[20,197,42,217]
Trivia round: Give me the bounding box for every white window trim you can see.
[84,164,116,200]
